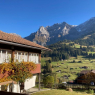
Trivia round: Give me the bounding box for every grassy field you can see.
[88,52,95,55]
[61,41,89,49]
[52,56,95,80]
[41,41,95,81]
[32,89,91,95]
[41,55,95,81]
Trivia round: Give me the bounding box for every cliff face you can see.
[25,22,78,46]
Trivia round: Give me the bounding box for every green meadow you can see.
[41,55,95,81]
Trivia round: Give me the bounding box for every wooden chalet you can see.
[0,31,51,93]
[76,70,95,85]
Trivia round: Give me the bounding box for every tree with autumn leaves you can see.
[10,62,36,83]
[0,62,36,92]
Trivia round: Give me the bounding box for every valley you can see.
[41,40,95,82]
[41,56,95,82]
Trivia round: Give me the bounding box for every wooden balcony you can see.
[31,64,41,74]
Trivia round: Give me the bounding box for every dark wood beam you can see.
[39,53,41,63]
[27,52,29,62]
[12,50,15,62]
[38,73,41,90]
[0,43,41,53]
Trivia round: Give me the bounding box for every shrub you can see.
[57,83,66,89]
[43,75,54,88]
[88,89,94,94]
[78,61,82,63]
[73,60,75,63]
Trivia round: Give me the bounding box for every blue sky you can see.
[0,0,95,37]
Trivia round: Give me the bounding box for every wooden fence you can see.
[65,84,95,89]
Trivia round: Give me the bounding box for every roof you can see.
[91,70,95,73]
[0,31,51,51]
[80,70,95,75]
[80,70,91,74]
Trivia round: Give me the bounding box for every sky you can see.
[0,0,95,37]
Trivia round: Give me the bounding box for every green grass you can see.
[88,52,95,55]
[74,44,80,48]
[61,41,89,49]
[41,55,95,81]
[32,89,91,95]
[60,40,95,50]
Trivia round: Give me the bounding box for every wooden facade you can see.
[0,43,41,74]
[0,31,51,93]
[76,70,95,85]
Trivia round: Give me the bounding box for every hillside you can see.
[74,31,95,46]
[41,40,95,62]
[41,40,95,81]
[25,17,95,46]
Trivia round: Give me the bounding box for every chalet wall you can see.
[12,84,20,93]
[77,72,95,84]
[24,75,37,90]
[31,64,41,74]
[0,43,41,92]
[0,43,41,64]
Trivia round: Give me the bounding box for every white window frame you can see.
[14,50,28,62]
[0,49,12,64]
[29,52,39,64]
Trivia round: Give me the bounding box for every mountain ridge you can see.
[25,17,95,46]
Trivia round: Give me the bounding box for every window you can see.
[6,50,12,62]
[0,49,12,64]
[14,51,28,62]
[29,53,39,64]
[2,50,6,63]
[0,50,2,63]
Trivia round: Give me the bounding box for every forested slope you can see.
[42,40,94,61]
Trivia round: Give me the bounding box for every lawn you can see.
[32,89,91,95]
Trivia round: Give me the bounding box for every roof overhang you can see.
[0,40,51,51]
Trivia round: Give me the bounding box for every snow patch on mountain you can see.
[71,25,78,27]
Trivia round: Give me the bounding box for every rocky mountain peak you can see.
[76,17,95,33]
[39,26,45,30]
[25,22,77,45]
[38,26,49,35]
[25,17,95,46]
[89,17,95,21]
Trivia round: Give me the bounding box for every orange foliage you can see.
[0,62,36,83]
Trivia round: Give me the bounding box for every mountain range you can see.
[25,17,95,46]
